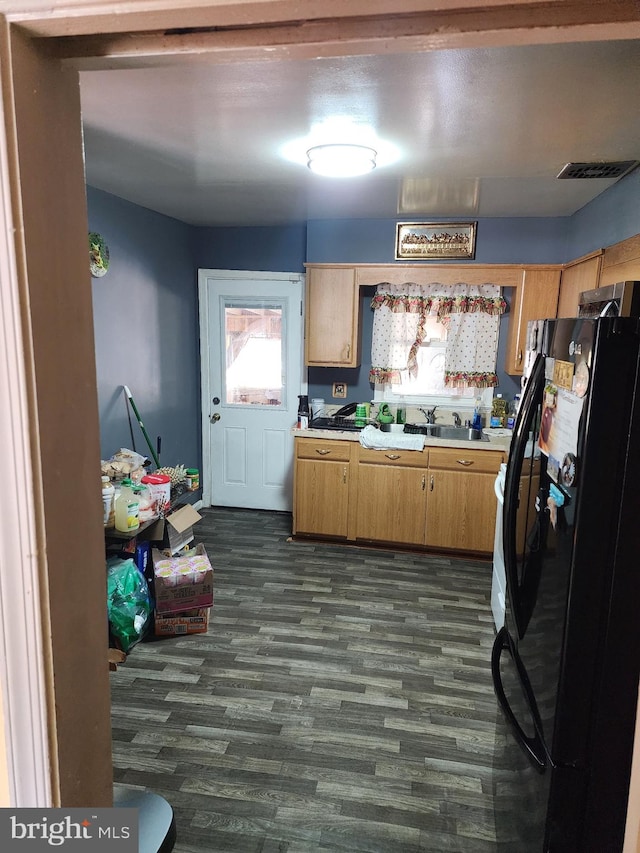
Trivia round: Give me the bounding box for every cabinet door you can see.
[294,458,350,538]
[505,269,561,375]
[305,266,361,366]
[356,464,427,545]
[426,468,498,553]
[557,254,602,318]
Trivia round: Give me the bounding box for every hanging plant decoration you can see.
[89,232,110,278]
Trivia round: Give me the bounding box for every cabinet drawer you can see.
[428,447,503,474]
[358,447,429,468]
[296,439,352,462]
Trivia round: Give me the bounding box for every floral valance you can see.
[371,288,506,319]
[369,282,506,389]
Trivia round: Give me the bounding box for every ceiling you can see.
[79,39,640,228]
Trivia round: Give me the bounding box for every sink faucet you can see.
[452,412,462,427]
[419,406,438,424]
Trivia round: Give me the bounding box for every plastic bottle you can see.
[471,397,483,431]
[507,394,521,429]
[115,478,140,532]
[101,476,115,528]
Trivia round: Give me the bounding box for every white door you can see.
[199,270,305,511]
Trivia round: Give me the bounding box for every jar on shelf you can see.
[186,468,200,491]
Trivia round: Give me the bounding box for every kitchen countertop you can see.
[294,426,513,454]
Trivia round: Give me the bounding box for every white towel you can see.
[359,425,426,451]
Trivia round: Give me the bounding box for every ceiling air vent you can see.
[557,160,639,180]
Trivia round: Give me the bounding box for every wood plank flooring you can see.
[110,507,503,852]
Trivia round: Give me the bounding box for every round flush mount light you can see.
[306,143,377,178]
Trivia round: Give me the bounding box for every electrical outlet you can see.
[332,382,347,399]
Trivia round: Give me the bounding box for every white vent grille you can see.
[557,161,638,180]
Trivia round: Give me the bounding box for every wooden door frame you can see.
[1,0,638,827]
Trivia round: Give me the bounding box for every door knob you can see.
[210,412,221,423]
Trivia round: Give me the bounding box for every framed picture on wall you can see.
[395,222,477,260]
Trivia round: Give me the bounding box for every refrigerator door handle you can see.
[491,627,547,771]
[503,352,546,638]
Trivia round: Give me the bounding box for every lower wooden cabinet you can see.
[426,448,504,553]
[356,449,429,545]
[294,437,505,553]
[293,438,353,538]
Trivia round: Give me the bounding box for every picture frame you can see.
[395,221,477,260]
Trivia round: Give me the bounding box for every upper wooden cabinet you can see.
[505,268,561,376]
[557,252,603,318]
[305,265,362,367]
[599,234,640,287]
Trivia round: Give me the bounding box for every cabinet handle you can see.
[343,467,347,484]
[517,349,523,364]
[457,459,474,466]
[430,475,434,491]
[385,453,401,460]
[316,448,331,455]
[346,343,351,360]
[421,475,426,491]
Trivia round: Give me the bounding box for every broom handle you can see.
[123,386,161,468]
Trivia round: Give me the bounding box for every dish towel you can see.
[359,425,426,451]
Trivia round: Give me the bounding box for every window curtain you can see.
[369,282,506,388]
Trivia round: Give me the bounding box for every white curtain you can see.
[369,282,506,388]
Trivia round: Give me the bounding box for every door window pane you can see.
[223,301,284,406]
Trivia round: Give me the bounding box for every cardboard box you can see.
[152,543,214,614]
[154,607,210,637]
[145,504,202,555]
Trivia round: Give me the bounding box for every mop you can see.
[123,386,161,469]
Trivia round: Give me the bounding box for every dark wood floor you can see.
[110,507,503,852]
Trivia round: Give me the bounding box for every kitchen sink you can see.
[402,423,488,442]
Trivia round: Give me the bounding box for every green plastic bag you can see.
[107,557,152,652]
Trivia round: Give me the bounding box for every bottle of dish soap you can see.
[471,397,483,431]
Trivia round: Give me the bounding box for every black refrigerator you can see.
[491,316,640,852]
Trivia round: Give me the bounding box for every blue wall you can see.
[565,168,640,260]
[193,224,307,272]
[88,187,200,470]
[306,216,569,265]
[88,173,638,477]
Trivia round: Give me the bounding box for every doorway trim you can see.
[0,43,51,805]
[0,0,636,825]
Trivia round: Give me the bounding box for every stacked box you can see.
[152,543,214,614]
[154,607,210,636]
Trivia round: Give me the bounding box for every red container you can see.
[141,473,171,515]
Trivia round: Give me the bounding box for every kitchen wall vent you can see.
[556,160,638,180]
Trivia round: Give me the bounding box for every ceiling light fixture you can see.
[306,144,377,178]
